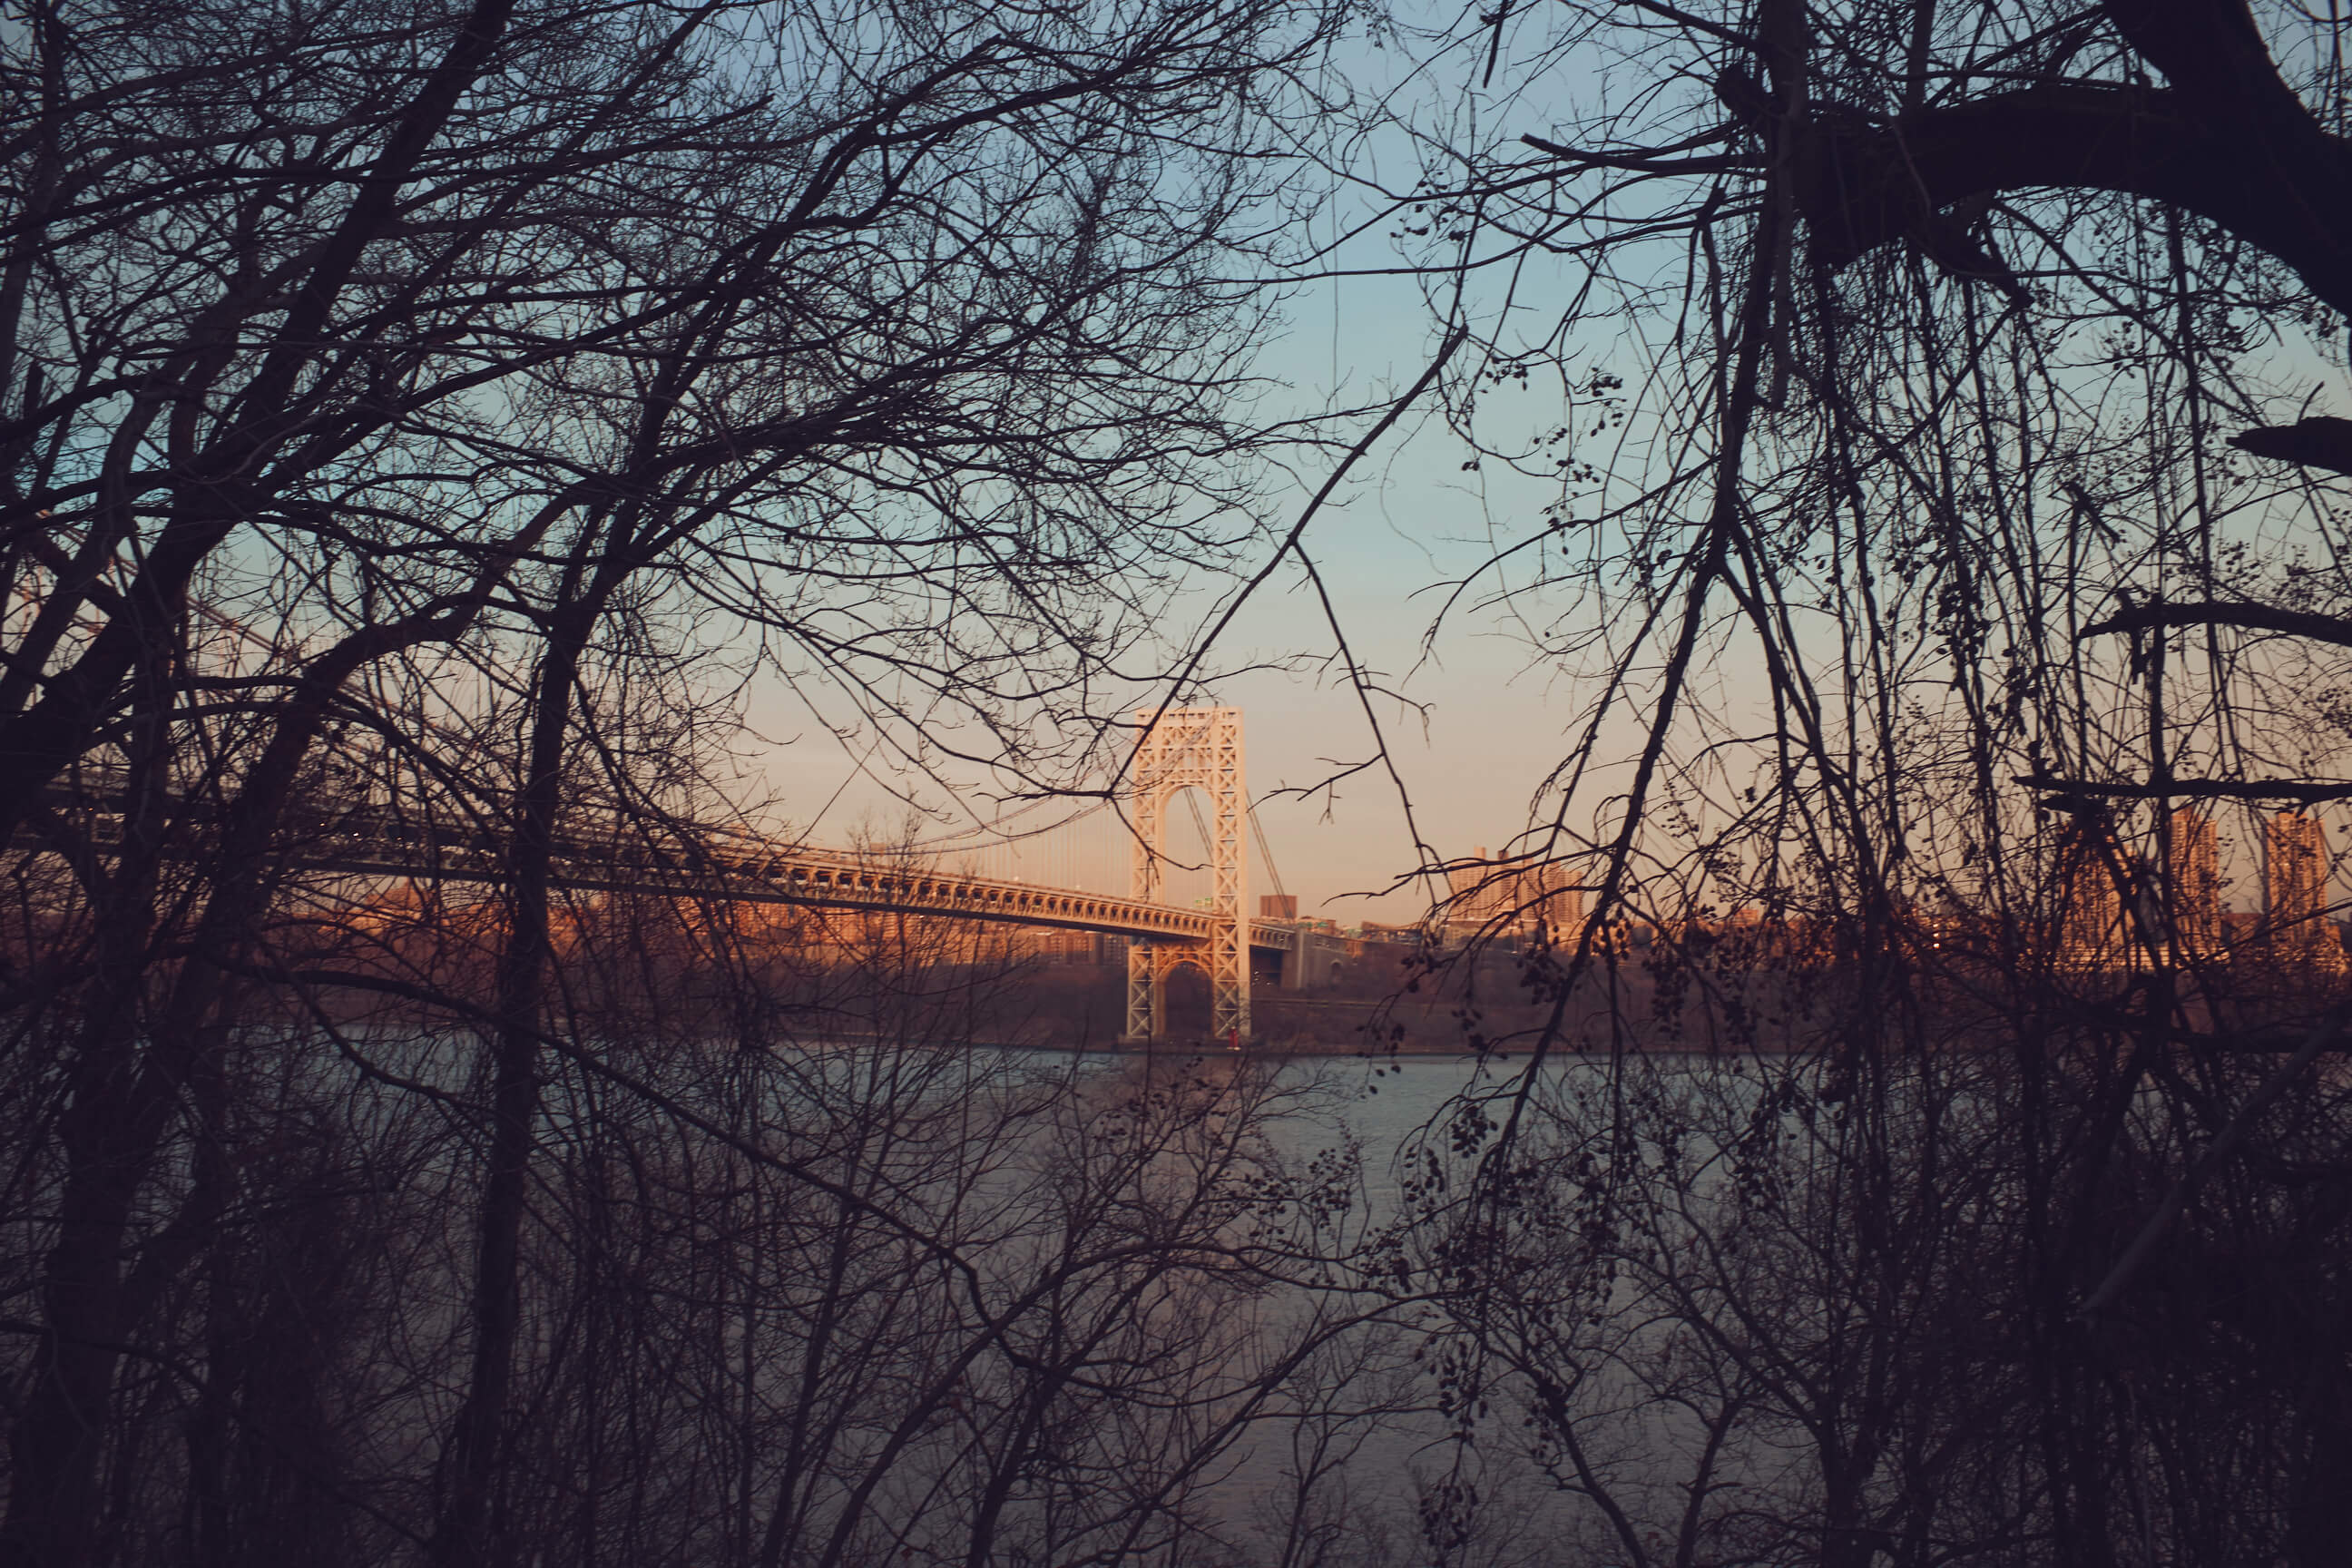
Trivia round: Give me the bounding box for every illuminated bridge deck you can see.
[47,794,1302,950]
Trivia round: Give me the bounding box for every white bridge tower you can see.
[1125,706,1249,1044]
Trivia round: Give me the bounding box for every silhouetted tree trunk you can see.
[1373,1,2352,1560]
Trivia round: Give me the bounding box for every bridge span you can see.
[283,820,1304,956]
[56,706,1297,1040]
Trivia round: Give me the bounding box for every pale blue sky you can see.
[741,10,1695,923]
[744,219,1657,924]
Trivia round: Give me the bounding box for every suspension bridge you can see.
[69,707,1317,1043]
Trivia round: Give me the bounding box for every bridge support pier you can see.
[1124,941,1167,1044]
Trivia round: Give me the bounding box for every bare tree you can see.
[0,0,1363,1563]
[1342,2,2352,1563]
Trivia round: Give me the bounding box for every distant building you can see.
[1446,846,1583,939]
[1259,894,1298,920]
[2055,812,2226,972]
[2265,810,2346,973]
[1445,847,1506,929]
[1005,928,1107,965]
[2170,807,2222,959]
[2054,818,2127,971]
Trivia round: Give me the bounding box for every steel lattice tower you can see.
[1125,706,1249,1044]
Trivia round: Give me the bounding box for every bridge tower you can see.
[1125,706,1249,1044]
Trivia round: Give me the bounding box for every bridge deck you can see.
[37,792,1296,949]
[306,842,1294,946]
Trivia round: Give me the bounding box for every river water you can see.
[1008,1048,1591,1560]
[1024,1047,1504,1212]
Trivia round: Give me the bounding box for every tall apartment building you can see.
[2055,818,2127,970]
[1446,847,1584,937]
[1446,847,1506,928]
[2265,810,2346,972]
[2170,807,2222,959]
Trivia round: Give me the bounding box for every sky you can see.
[724,5,2352,926]
[741,245,1651,925]
[737,15,1703,925]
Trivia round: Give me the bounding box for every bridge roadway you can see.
[315,836,1300,952]
[44,791,1301,955]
